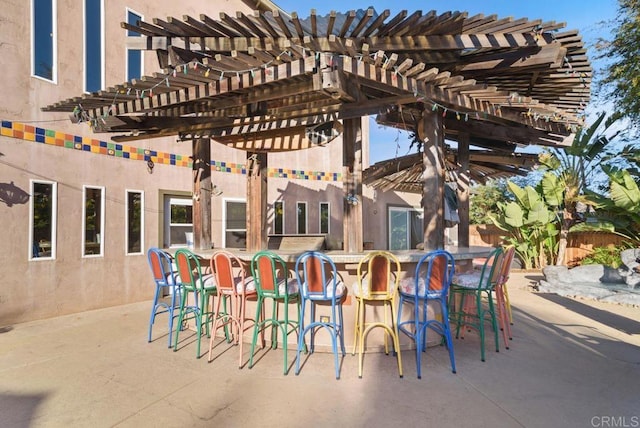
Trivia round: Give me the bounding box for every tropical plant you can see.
[587,168,640,243]
[488,181,558,270]
[469,180,511,224]
[537,112,624,265]
[579,243,635,269]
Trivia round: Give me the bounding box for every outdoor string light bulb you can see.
[346,194,359,205]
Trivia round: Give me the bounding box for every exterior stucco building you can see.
[0,1,420,325]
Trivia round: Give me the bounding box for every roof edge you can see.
[241,0,288,14]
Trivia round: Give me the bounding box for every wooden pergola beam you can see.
[125,32,556,53]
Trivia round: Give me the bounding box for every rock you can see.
[602,266,626,284]
[542,264,624,284]
[625,275,640,289]
[618,249,640,289]
[620,249,640,270]
[540,263,640,306]
[542,265,569,284]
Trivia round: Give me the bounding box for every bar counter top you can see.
[193,245,494,264]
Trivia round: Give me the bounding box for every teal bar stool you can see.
[173,249,217,358]
[248,251,303,375]
[294,251,346,379]
[449,247,504,362]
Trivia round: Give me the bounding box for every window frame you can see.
[319,201,330,235]
[387,205,424,251]
[222,198,247,249]
[83,0,105,93]
[29,180,57,261]
[125,8,143,81]
[273,200,284,235]
[31,0,58,82]
[125,189,144,255]
[296,201,308,235]
[163,195,193,249]
[82,185,105,257]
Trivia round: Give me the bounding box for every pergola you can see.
[364,150,540,191]
[43,8,590,252]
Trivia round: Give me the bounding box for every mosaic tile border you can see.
[1,120,342,182]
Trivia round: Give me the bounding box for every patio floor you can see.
[1,271,639,428]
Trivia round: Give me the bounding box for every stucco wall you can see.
[0,0,253,325]
[0,1,424,326]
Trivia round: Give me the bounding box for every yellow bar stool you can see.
[352,251,403,378]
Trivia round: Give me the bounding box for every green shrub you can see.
[579,245,631,268]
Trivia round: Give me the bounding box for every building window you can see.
[273,200,284,235]
[388,206,423,250]
[224,199,247,248]
[126,190,143,254]
[83,186,105,256]
[319,202,330,234]
[84,0,103,92]
[297,201,307,234]
[32,0,56,81]
[126,9,143,81]
[164,196,192,248]
[30,180,57,259]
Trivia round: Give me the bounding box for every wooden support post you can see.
[457,132,470,248]
[342,117,363,253]
[246,152,268,252]
[192,138,212,250]
[418,110,445,250]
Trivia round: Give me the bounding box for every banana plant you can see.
[587,168,640,242]
[488,181,558,269]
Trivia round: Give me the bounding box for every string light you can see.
[73,39,581,129]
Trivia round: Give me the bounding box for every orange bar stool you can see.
[208,250,261,368]
[495,245,516,344]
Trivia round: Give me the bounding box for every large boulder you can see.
[539,264,640,306]
[542,265,625,285]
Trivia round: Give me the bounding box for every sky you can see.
[271,0,621,163]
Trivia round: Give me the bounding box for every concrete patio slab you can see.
[1,271,639,428]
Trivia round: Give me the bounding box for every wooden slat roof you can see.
[363,150,539,191]
[43,8,591,152]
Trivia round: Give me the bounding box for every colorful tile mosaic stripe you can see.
[1,120,341,181]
